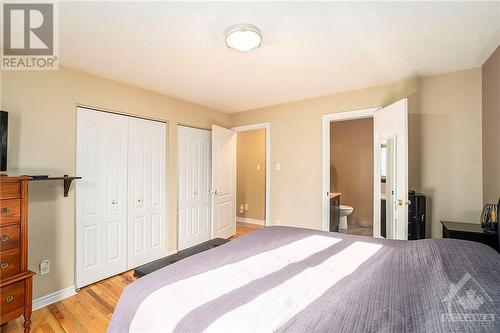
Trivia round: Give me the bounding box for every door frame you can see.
[322,107,380,234]
[231,122,271,227]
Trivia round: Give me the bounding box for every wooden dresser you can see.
[0,176,35,332]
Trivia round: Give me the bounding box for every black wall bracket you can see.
[30,175,82,197]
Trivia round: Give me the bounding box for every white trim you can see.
[32,286,76,311]
[231,122,271,227]
[236,217,265,226]
[322,108,380,232]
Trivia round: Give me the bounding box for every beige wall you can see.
[330,119,373,228]
[482,46,500,204]
[410,68,483,237]
[231,67,483,239]
[236,129,266,221]
[1,66,229,298]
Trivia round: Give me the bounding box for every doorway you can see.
[322,99,409,239]
[234,128,266,236]
[232,123,270,237]
[330,118,374,236]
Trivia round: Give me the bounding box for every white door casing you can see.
[76,108,128,288]
[211,125,236,239]
[177,126,212,250]
[373,98,408,240]
[128,117,167,268]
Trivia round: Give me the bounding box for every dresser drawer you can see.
[0,181,20,199]
[0,199,21,226]
[0,225,20,252]
[0,249,20,279]
[0,280,25,316]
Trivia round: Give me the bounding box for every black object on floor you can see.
[134,238,230,278]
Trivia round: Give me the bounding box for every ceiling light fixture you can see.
[225,25,262,52]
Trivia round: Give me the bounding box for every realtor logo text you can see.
[2,2,58,70]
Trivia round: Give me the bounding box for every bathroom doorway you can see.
[322,99,409,239]
[330,118,374,236]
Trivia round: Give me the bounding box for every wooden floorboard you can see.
[1,222,262,333]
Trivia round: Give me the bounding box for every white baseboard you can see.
[33,285,76,311]
[236,217,265,226]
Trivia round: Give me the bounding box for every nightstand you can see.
[441,221,499,252]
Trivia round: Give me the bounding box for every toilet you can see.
[338,205,353,229]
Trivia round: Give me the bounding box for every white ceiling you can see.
[60,2,500,113]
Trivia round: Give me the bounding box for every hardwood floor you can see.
[232,221,264,239]
[1,222,262,333]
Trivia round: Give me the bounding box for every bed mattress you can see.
[109,226,500,332]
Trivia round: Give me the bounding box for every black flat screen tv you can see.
[0,111,7,171]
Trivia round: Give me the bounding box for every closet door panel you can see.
[128,118,167,268]
[177,126,211,250]
[76,108,128,288]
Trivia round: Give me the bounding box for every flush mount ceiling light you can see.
[225,25,262,52]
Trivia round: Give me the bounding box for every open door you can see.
[211,125,236,239]
[374,98,408,240]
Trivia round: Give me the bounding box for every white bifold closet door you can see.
[76,107,166,288]
[177,126,212,250]
[127,117,167,268]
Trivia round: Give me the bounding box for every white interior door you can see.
[76,108,128,288]
[178,126,212,250]
[374,98,408,240]
[128,117,167,268]
[211,125,236,239]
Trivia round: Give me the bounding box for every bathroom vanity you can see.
[329,193,341,232]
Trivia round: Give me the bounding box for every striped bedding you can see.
[109,226,500,332]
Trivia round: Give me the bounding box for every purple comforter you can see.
[109,226,500,332]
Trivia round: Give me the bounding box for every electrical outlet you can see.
[40,259,50,276]
[275,163,281,171]
[256,164,261,171]
[276,219,281,225]
[244,204,249,211]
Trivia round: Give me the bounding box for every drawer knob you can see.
[0,235,8,242]
[0,262,8,269]
[1,207,8,215]
[6,295,14,303]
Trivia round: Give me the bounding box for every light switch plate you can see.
[275,163,281,171]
